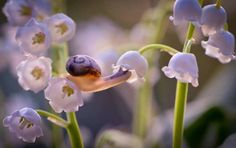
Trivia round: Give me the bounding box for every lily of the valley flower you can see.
[3,0,51,26]
[45,13,76,43]
[162,52,199,87]
[115,51,148,83]
[3,0,33,26]
[17,56,52,93]
[16,19,51,56]
[201,30,235,63]
[170,0,202,25]
[44,77,84,113]
[200,4,227,36]
[3,107,43,143]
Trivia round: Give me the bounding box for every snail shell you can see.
[66,55,101,80]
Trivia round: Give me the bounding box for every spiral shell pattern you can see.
[66,55,101,78]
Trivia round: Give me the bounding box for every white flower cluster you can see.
[162,0,235,87]
[2,0,84,142]
[2,0,150,143]
[171,0,235,64]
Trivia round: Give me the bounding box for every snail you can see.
[66,55,132,92]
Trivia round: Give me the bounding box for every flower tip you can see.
[191,79,199,87]
[161,66,175,78]
[169,16,174,22]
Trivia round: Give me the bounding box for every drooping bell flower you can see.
[3,0,33,26]
[3,107,43,143]
[162,52,199,87]
[16,56,52,93]
[44,77,84,113]
[170,0,202,25]
[16,19,51,56]
[200,4,227,36]
[3,0,51,26]
[45,13,76,43]
[201,30,235,63]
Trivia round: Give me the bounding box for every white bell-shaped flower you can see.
[3,0,33,26]
[162,53,199,87]
[44,77,84,113]
[3,107,43,143]
[16,56,52,93]
[200,4,227,36]
[16,18,51,56]
[114,51,148,83]
[201,30,235,64]
[170,0,202,25]
[45,13,76,43]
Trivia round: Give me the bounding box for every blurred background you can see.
[0,0,236,148]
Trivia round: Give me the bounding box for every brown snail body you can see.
[66,55,132,92]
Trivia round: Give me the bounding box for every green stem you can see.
[216,0,221,9]
[133,1,174,138]
[183,24,195,52]
[172,17,198,148]
[172,25,193,147]
[37,110,68,128]
[171,0,204,143]
[224,23,229,31]
[66,112,84,148]
[139,44,179,55]
[132,80,152,138]
[51,43,68,76]
[51,0,66,13]
[172,82,188,148]
[50,43,84,148]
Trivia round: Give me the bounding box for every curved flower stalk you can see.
[16,19,51,56]
[44,77,84,113]
[16,56,52,93]
[162,52,199,87]
[45,13,76,43]
[201,30,235,63]
[200,4,227,36]
[170,0,202,25]
[3,107,43,143]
